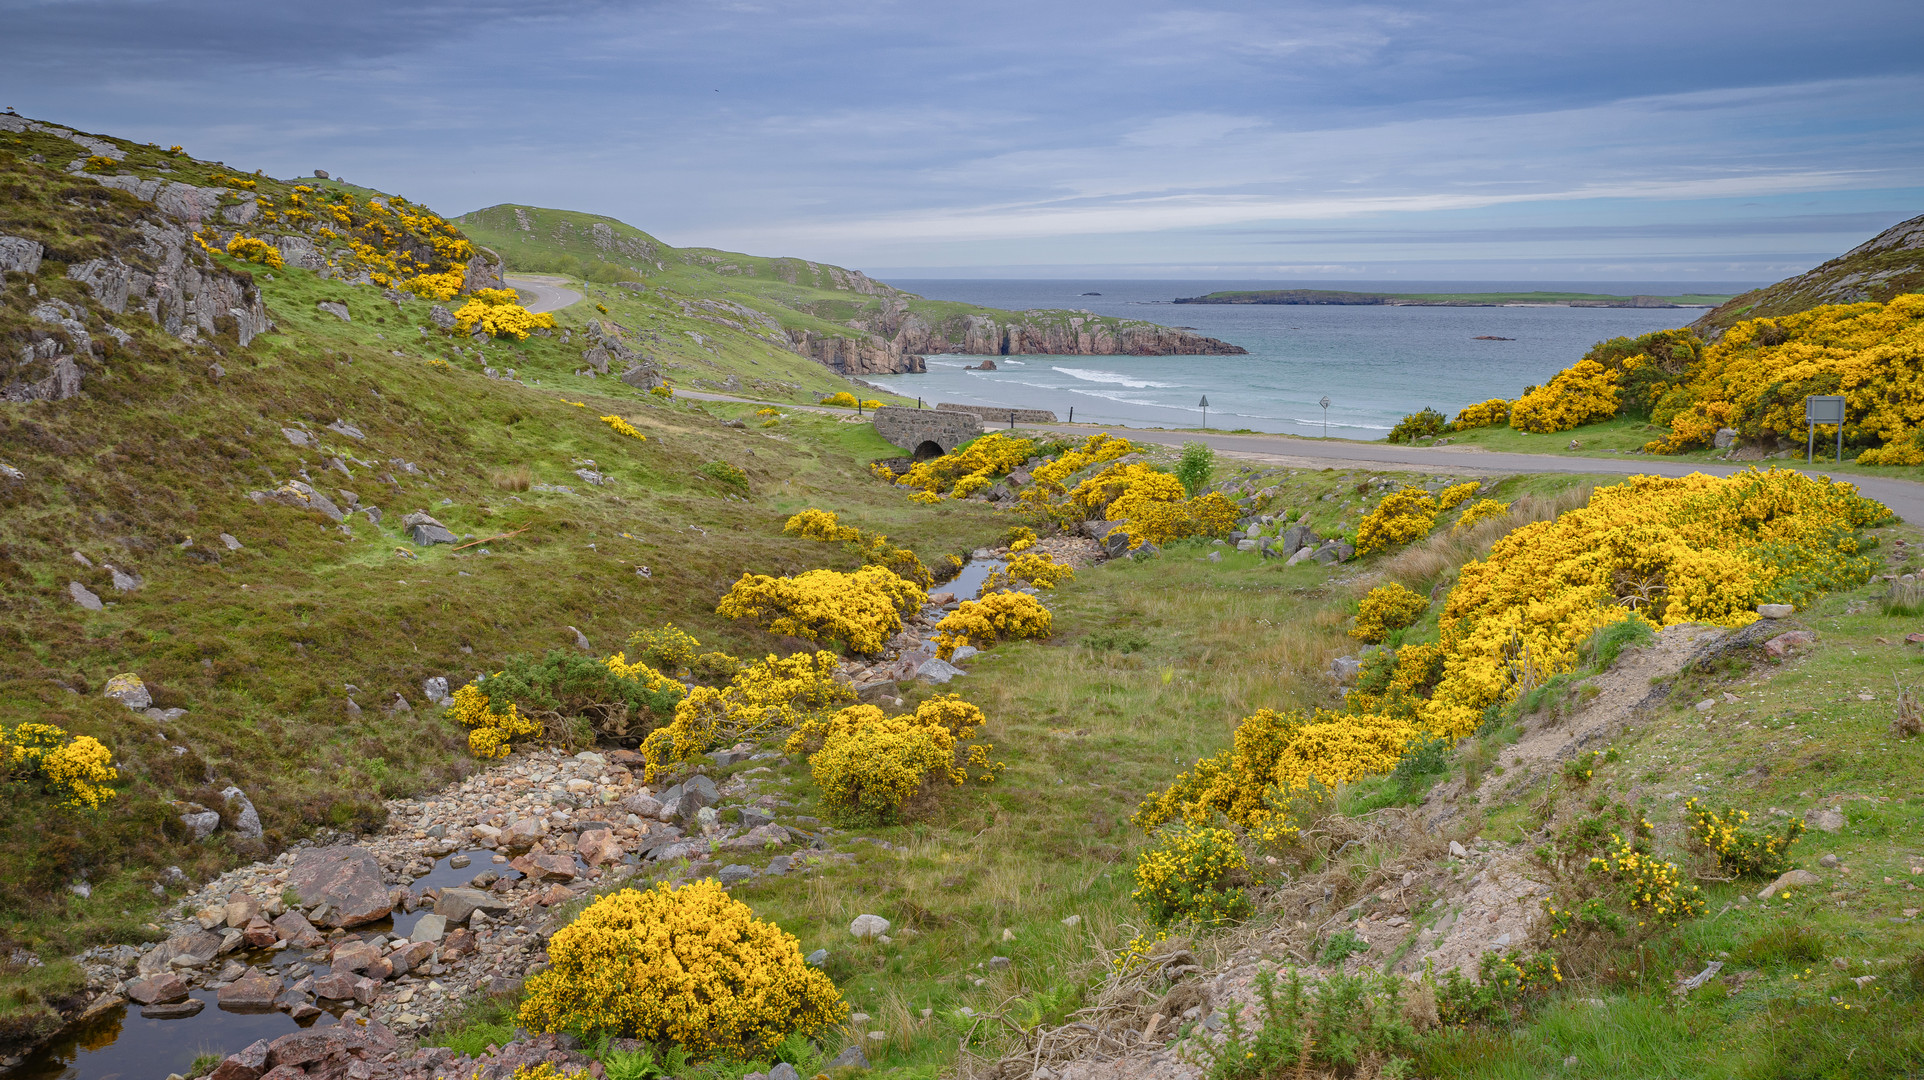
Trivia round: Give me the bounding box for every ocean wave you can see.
[1052,367,1178,389]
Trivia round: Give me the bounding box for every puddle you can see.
[946,558,1003,601]
[3,849,515,1080]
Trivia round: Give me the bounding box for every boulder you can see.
[241,917,278,950]
[141,999,204,1019]
[498,816,547,853]
[1756,603,1794,619]
[1279,524,1319,557]
[327,940,390,978]
[578,831,625,866]
[221,787,263,839]
[1713,427,1738,450]
[208,1039,271,1080]
[103,672,152,710]
[271,910,324,948]
[390,940,437,976]
[1328,656,1364,685]
[217,968,282,1008]
[421,676,450,705]
[914,657,965,684]
[285,846,392,927]
[180,808,222,840]
[1310,540,1355,565]
[401,511,457,546]
[850,913,890,939]
[139,929,222,973]
[619,792,663,819]
[125,972,190,1004]
[1757,867,1822,901]
[428,304,456,329]
[408,913,448,944]
[316,301,351,322]
[1763,630,1817,659]
[224,895,263,928]
[68,581,103,610]
[433,886,511,925]
[827,1047,869,1071]
[718,864,754,886]
[1102,529,1133,558]
[1805,807,1846,832]
[509,852,578,882]
[310,972,360,1000]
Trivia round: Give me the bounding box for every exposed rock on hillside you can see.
[1691,212,1924,339]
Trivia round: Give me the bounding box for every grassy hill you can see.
[0,118,1011,1044]
[457,203,1249,376]
[1691,212,1924,339]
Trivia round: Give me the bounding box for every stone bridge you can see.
[871,406,982,459]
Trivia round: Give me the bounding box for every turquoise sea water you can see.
[870,280,1757,437]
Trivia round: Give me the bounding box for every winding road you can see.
[505,274,584,315]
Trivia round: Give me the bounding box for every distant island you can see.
[1173,288,1733,308]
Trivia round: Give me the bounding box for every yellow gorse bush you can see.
[895,432,1035,496]
[1683,798,1805,878]
[599,414,647,441]
[933,590,1053,658]
[1588,832,1704,925]
[224,235,284,269]
[3,723,118,809]
[783,508,861,543]
[1133,707,1414,845]
[448,683,542,759]
[1641,296,1924,455]
[640,651,851,780]
[821,391,861,407]
[1006,526,1038,551]
[783,509,931,589]
[1132,821,1252,927]
[1354,488,1439,555]
[983,551,1075,592]
[790,696,1002,823]
[1423,469,1884,737]
[1029,432,1136,488]
[1438,481,1480,510]
[1450,399,1510,431]
[1509,357,1620,434]
[716,565,925,655]
[1451,498,1510,536]
[452,288,558,341]
[1075,462,1180,514]
[518,881,847,1060]
[1351,582,1429,643]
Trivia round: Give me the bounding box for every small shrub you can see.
[1351,582,1428,643]
[1451,399,1510,431]
[453,288,557,340]
[474,651,683,744]
[1450,497,1510,536]
[1132,820,1251,927]
[1437,481,1480,510]
[932,591,1053,657]
[792,696,1002,824]
[492,464,533,491]
[1190,967,1417,1079]
[650,385,674,399]
[1173,441,1215,497]
[716,565,925,655]
[983,551,1075,592]
[1561,751,1598,787]
[518,882,847,1061]
[1003,525,1038,551]
[702,461,748,489]
[2,722,119,808]
[1436,951,1562,1026]
[1684,798,1804,878]
[1355,489,1439,555]
[640,652,851,780]
[1387,407,1448,444]
[1317,928,1370,965]
[225,235,284,269]
[821,391,860,408]
[599,414,647,441]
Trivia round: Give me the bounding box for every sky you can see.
[4,0,1922,281]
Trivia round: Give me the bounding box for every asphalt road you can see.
[652,392,1924,523]
[1022,423,1924,524]
[505,274,584,315]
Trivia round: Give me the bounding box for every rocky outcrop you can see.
[794,301,1244,368]
[62,219,270,346]
[785,328,928,376]
[1691,212,1924,340]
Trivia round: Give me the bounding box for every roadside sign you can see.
[1806,395,1846,463]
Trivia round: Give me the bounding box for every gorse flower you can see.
[717,565,925,655]
[3,722,118,809]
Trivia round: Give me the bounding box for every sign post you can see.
[1805,395,1845,464]
[1320,396,1332,438]
[1199,395,1209,429]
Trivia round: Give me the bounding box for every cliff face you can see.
[1691,212,1924,340]
[827,304,1244,366]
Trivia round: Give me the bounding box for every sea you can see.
[869,280,1761,438]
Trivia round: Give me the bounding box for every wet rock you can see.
[271,910,324,948]
[434,887,510,925]
[141,999,204,1019]
[286,846,392,927]
[139,929,222,973]
[125,972,190,1004]
[328,940,391,979]
[207,1039,271,1080]
[509,852,577,882]
[242,917,278,949]
[217,968,282,1008]
[409,913,448,944]
[311,972,359,1000]
[389,940,436,975]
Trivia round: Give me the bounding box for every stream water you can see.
[6,849,533,1080]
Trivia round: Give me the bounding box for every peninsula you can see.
[1172,288,1731,307]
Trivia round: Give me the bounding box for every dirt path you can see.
[504,274,583,314]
